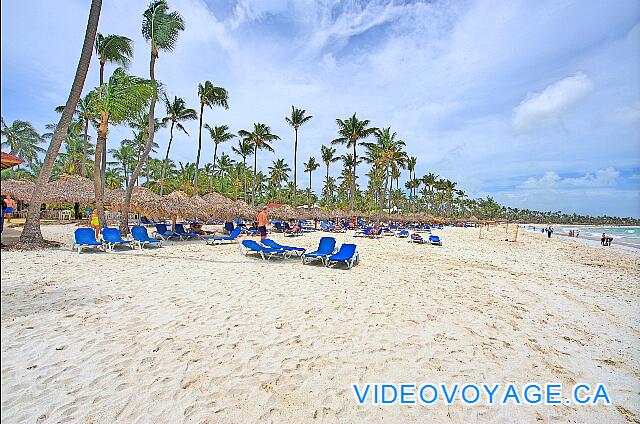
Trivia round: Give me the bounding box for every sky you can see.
[1,0,639,217]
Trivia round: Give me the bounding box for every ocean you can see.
[529,226,640,247]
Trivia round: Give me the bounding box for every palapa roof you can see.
[44,174,115,204]
[159,191,198,218]
[1,179,35,201]
[1,152,24,171]
[109,186,164,218]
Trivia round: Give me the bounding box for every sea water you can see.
[546,226,640,247]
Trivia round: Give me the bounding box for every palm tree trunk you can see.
[94,125,107,228]
[193,103,204,195]
[81,116,89,176]
[20,0,102,245]
[159,120,174,196]
[252,145,257,206]
[293,127,298,207]
[119,51,157,235]
[243,157,247,202]
[351,142,356,210]
[308,170,312,207]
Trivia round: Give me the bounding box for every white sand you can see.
[1,224,639,422]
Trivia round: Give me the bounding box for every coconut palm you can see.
[406,156,417,199]
[120,0,184,234]
[320,144,339,193]
[1,119,45,167]
[331,113,376,210]
[303,156,320,207]
[194,81,229,194]
[237,123,280,206]
[204,123,235,176]
[20,0,102,245]
[217,153,235,192]
[55,95,97,176]
[159,95,197,195]
[87,67,153,227]
[109,139,136,188]
[284,105,313,207]
[231,138,253,202]
[95,33,133,85]
[94,33,134,187]
[268,158,291,203]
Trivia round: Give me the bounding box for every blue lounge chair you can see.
[262,238,306,256]
[71,228,104,253]
[410,233,426,244]
[174,223,199,239]
[153,223,181,240]
[273,221,285,233]
[367,228,384,239]
[396,229,409,238]
[325,243,359,269]
[205,226,242,245]
[240,240,287,260]
[102,227,134,251]
[354,227,372,237]
[429,235,443,246]
[302,237,336,264]
[131,225,163,249]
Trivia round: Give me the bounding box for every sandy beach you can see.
[1,224,639,422]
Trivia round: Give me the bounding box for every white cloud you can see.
[512,72,594,133]
[606,101,640,126]
[518,167,620,190]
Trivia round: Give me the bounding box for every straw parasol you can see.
[233,200,257,220]
[44,174,115,204]
[1,179,35,201]
[269,204,296,220]
[202,192,236,219]
[109,186,164,218]
[159,191,198,219]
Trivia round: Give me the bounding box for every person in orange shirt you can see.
[257,206,268,240]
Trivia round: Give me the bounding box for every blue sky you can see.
[2,0,639,217]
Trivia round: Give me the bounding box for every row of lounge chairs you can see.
[240,236,359,269]
[72,226,162,253]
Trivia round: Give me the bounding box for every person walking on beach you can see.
[546,227,553,238]
[257,206,268,240]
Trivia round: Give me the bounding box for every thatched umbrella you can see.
[1,179,35,201]
[203,192,236,219]
[232,200,257,220]
[44,174,113,204]
[269,204,296,220]
[109,186,164,218]
[159,191,198,220]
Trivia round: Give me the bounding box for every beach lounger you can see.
[131,225,163,249]
[429,235,442,246]
[224,221,235,233]
[71,228,104,253]
[262,238,306,256]
[396,229,409,238]
[273,221,285,233]
[174,223,199,239]
[204,226,242,245]
[325,243,359,269]
[367,228,384,239]
[302,236,337,264]
[153,223,182,240]
[240,239,287,260]
[354,227,372,237]
[101,227,134,251]
[410,233,426,244]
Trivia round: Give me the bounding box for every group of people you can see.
[568,229,580,237]
[601,233,614,246]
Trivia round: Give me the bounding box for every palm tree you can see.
[56,95,96,176]
[20,0,102,245]
[320,145,338,201]
[237,123,280,205]
[406,156,417,199]
[204,123,235,176]
[194,81,229,194]
[159,95,196,195]
[284,105,312,207]
[1,119,45,168]
[331,113,376,210]
[109,139,136,188]
[88,68,153,227]
[231,138,253,202]
[120,0,184,234]
[217,153,235,192]
[267,158,291,203]
[303,156,320,207]
[94,33,134,189]
[95,33,133,85]
[421,172,439,212]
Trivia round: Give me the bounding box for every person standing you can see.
[4,195,16,223]
[257,206,268,240]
